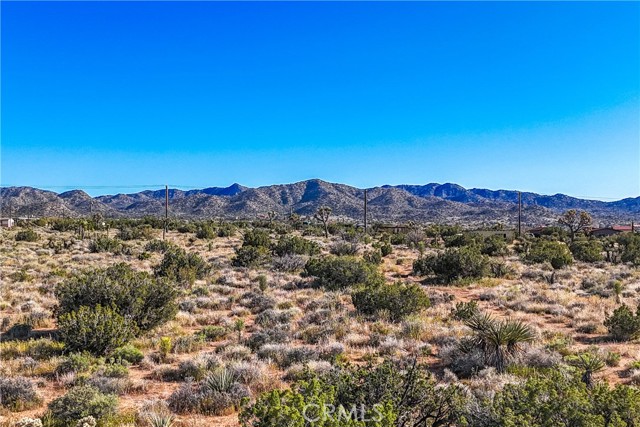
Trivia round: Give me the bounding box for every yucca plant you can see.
[567,353,605,388]
[203,367,237,394]
[145,412,176,427]
[465,313,534,373]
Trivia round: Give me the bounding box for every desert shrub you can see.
[380,243,393,258]
[329,241,358,256]
[195,225,217,239]
[273,236,320,256]
[57,305,136,355]
[117,226,153,241]
[242,228,271,248]
[451,301,480,321]
[0,339,65,361]
[242,359,472,427]
[55,263,178,334]
[413,246,489,283]
[351,282,430,322]
[490,371,640,426]
[110,345,144,364]
[217,223,236,237]
[15,229,40,242]
[255,309,294,328]
[198,325,228,342]
[168,368,249,416]
[524,239,573,269]
[570,238,604,263]
[240,291,276,314]
[604,304,640,341]
[257,344,319,368]
[481,235,508,256]
[272,254,307,272]
[47,385,117,426]
[89,236,123,254]
[155,248,211,286]
[55,352,99,375]
[444,233,476,248]
[246,328,290,351]
[303,256,382,290]
[618,233,640,265]
[363,249,383,265]
[233,246,271,268]
[145,239,175,253]
[0,376,41,411]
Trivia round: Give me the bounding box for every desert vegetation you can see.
[2,211,640,426]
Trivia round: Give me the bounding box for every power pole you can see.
[163,185,168,240]
[364,189,368,234]
[517,191,522,237]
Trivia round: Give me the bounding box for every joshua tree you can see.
[558,209,592,243]
[314,206,332,238]
[266,210,278,226]
[465,313,534,373]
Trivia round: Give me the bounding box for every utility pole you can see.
[364,189,368,234]
[517,191,522,237]
[163,185,168,240]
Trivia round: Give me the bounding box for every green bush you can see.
[273,235,320,256]
[240,376,396,427]
[242,228,271,248]
[57,305,136,355]
[116,226,153,241]
[195,225,217,239]
[618,233,640,265]
[524,239,573,269]
[110,345,144,364]
[89,237,124,254]
[232,246,271,268]
[47,386,117,426]
[351,282,430,322]
[481,235,508,256]
[55,263,178,334]
[154,248,211,286]
[144,239,175,253]
[570,238,604,263]
[413,246,489,283]
[604,304,640,341]
[304,256,382,290]
[15,229,40,242]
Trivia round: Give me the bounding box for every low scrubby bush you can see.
[47,385,117,426]
[155,248,211,286]
[15,229,40,242]
[56,263,178,335]
[351,282,430,322]
[413,246,489,283]
[57,305,136,355]
[0,376,41,411]
[304,256,382,290]
[604,304,640,341]
[524,239,573,269]
[273,235,319,256]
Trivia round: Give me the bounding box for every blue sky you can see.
[1,1,638,199]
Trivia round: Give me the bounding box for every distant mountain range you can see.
[1,180,639,226]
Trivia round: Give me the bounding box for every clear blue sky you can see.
[1,1,638,199]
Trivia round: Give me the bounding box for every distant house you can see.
[590,225,635,238]
[466,229,516,241]
[0,218,15,228]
